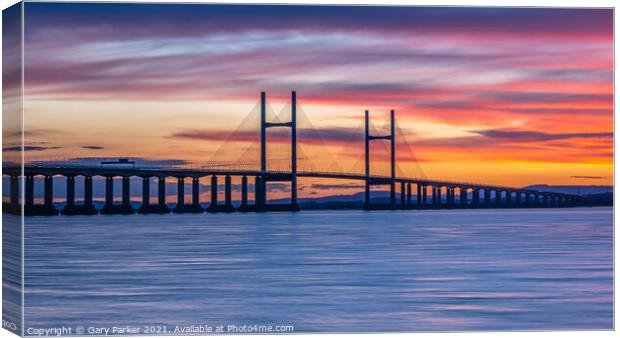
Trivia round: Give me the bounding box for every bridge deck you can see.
[2,165,580,198]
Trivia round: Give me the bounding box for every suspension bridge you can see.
[3,91,582,216]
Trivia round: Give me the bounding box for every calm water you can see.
[17,208,613,333]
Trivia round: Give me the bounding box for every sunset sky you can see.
[7,3,614,198]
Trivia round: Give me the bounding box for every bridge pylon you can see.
[258,91,299,212]
[364,109,396,210]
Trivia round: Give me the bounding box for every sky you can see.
[6,3,614,199]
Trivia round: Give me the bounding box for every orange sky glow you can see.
[2,4,613,199]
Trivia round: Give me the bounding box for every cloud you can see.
[81,145,106,150]
[25,4,612,42]
[3,145,61,152]
[170,127,363,145]
[476,129,612,142]
[506,108,612,116]
[480,91,612,105]
[31,157,190,167]
[571,175,605,179]
[310,183,363,190]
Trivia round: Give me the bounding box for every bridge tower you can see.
[259,91,299,211]
[364,109,396,210]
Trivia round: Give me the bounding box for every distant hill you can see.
[523,185,612,196]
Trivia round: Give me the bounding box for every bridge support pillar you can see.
[211,175,218,206]
[139,176,169,214]
[460,188,467,207]
[177,177,185,207]
[62,175,96,215]
[416,184,421,208]
[105,177,114,206]
[400,182,406,208]
[24,175,58,216]
[406,183,412,207]
[86,177,96,213]
[484,189,490,207]
[122,176,130,207]
[44,175,53,207]
[3,174,20,215]
[255,176,264,211]
[192,178,200,208]
[60,175,84,215]
[451,188,456,206]
[101,176,133,214]
[142,177,150,207]
[9,175,19,207]
[431,186,437,207]
[436,187,442,208]
[224,175,234,211]
[207,175,234,213]
[174,177,202,213]
[2,175,20,214]
[473,189,480,208]
[66,176,75,207]
[84,176,93,207]
[422,185,428,207]
[24,175,35,215]
[238,176,249,212]
[495,190,501,207]
[25,175,34,207]
[207,175,218,212]
[140,176,165,214]
[158,178,166,207]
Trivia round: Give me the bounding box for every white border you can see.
[0,1,616,338]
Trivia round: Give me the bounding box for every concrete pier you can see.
[2,175,20,214]
[484,189,491,207]
[406,183,412,206]
[238,176,251,212]
[416,184,421,207]
[23,175,58,216]
[61,175,98,215]
[173,177,203,213]
[473,189,480,208]
[101,176,134,215]
[207,175,235,213]
[139,177,170,213]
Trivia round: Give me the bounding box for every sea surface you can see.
[14,208,614,334]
